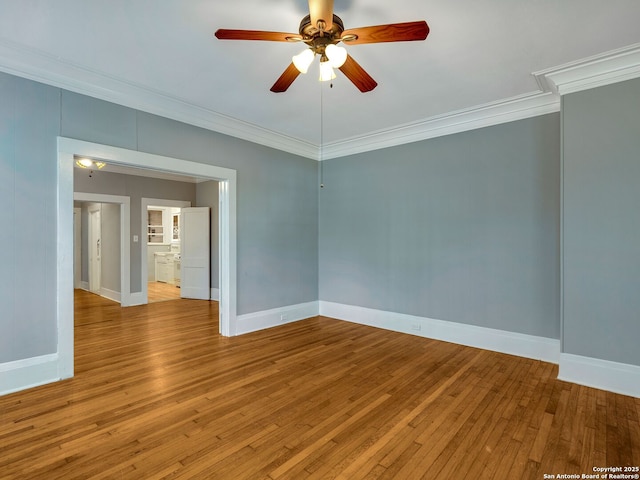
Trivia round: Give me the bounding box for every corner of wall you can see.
[559,354,640,398]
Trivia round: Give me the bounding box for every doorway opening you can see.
[57,137,237,380]
[73,193,131,305]
[143,201,191,304]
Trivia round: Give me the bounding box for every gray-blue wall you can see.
[319,115,561,339]
[1,73,60,363]
[3,66,639,374]
[0,71,319,364]
[74,169,198,292]
[562,78,640,366]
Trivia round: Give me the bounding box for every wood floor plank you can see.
[0,290,638,479]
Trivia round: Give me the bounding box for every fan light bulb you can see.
[319,60,336,82]
[292,49,314,74]
[325,44,347,68]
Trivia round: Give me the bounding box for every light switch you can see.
[133,235,139,242]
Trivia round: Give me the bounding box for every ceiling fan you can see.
[215,0,429,93]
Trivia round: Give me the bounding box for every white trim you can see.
[129,292,144,306]
[59,138,236,336]
[319,301,560,364]
[57,137,237,389]
[534,43,640,95]
[210,288,220,301]
[99,287,121,303]
[74,192,131,306]
[0,38,316,160]
[320,92,560,160]
[559,353,640,398]
[73,207,82,289]
[236,302,319,336]
[0,354,61,396]
[78,283,121,304]
[218,177,236,336]
[0,38,557,161]
[3,39,640,160]
[57,143,75,380]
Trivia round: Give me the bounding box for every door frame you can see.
[57,137,237,380]
[74,193,131,305]
[141,198,191,304]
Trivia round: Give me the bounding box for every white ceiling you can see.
[2,1,640,159]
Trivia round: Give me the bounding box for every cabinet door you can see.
[155,257,170,283]
[148,209,164,243]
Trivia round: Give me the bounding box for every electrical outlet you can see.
[280,314,288,322]
[411,324,421,332]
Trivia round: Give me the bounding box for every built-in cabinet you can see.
[149,205,182,285]
[147,206,181,244]
[172,212,180,242]
[147,209,164,244]
[155,253,174,284]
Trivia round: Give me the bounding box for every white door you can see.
[181,207,210,300]
[74,208,81,289]
[89,208,101,293]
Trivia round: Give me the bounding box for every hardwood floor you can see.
[148,281,183,303]
[1,290,638,479]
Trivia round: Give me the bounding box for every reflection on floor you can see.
[148,281,181,303]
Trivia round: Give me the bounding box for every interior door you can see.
[180,207,210,300]
[74,208,81,289]
[89,208,101,293]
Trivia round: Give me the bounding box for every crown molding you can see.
[320,91,560,160]
[534,43,640,95]
[0,38,318,160]
[3,37,638,161]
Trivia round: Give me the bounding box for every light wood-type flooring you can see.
[148,281,182,303]
[1,290,639,479]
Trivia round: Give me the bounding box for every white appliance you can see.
[174,254,181,287]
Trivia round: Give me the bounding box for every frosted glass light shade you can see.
[325,44,347,68]
[319,60,336,82]
[75,158,106,169]
[76,158,93,168]
[292,49,315,74]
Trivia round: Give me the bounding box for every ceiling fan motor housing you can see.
[299,14,346,54]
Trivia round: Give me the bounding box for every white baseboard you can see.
[77,284,121,304]
[236,301,319,335]
[129,292,145,306]
[319,301,560,364]
[0,354,62,396]
[210,288,220,301]
[99,287,121,303]
[559,353,640,398]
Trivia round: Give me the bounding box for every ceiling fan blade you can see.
[308,0,334,30]
[342,20,429,45]
[215,29,301,42]
[270,63,301,93]
[338,54,377,93]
